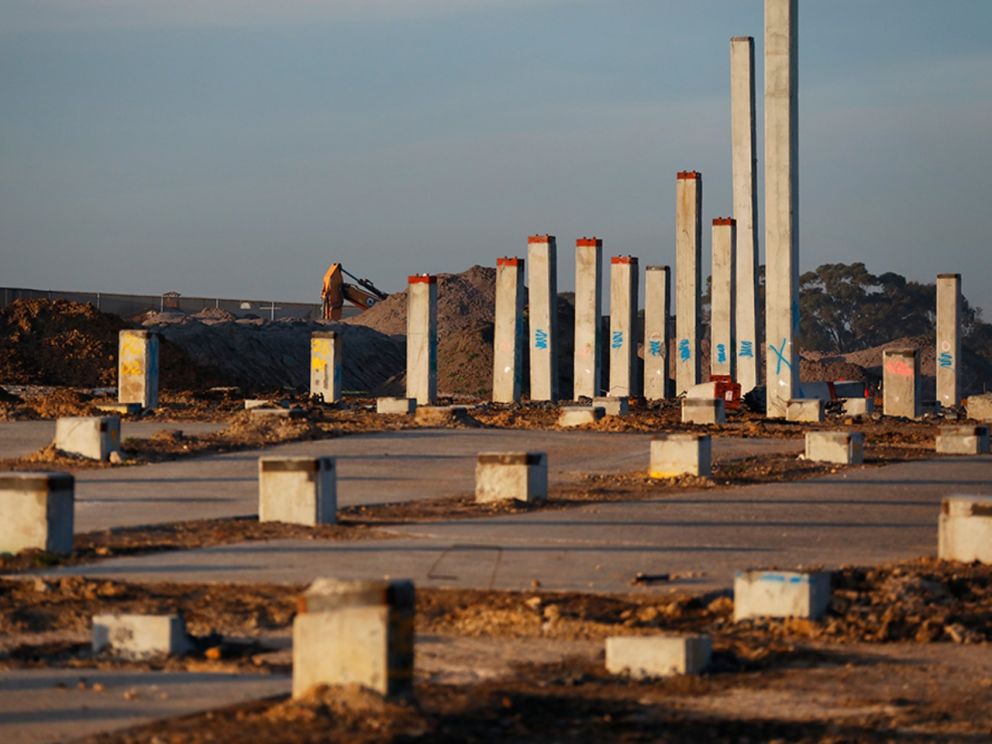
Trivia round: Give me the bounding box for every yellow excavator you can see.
[321,263,389,320]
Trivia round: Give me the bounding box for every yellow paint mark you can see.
[648,471,682,480]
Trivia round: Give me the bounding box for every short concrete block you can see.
[258,457,336,526]
[475,452,548,504]
[558,406,605,427]
[293,578,414,698]
[805,431,864,465]
[605,635,711,678]
[939,495,992,563]
[414,405,471,426]
[244,398,275,410]
[377,397,417,415]
[734,570,832,621]
[0,472,74,554]
[54,416,121,461]
[593,397,629,416]
[966,393,992,422]
[786,399,824,423]
[92,614,192,659]
[650,434,711,478]
[841,397,874,416]
[681,398,726,425]
[936,426,990,455]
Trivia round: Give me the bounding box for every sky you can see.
[2,0,991,312]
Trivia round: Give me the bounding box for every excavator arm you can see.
[321,263,388,320]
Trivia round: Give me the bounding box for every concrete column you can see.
[118,330,159,410]
[406,275,437,405]
[608,256,639,397]
[883,348,921,419]
[310,331,341,403]
[0,472,74,555]
[731,35,760,393]
[527,235,559,401]
[573,237,603,399]
[764,0,800,418]
[643,265,671,400]
[675,171,702,396]
[710,218,736,380]
[936,273,962,409]
[492,257,525,403]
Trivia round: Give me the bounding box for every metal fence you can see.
[0,286,324,321]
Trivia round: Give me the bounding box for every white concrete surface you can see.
[608,256,639,398]
[805,431,864,465]
[606,634,711,678]
[258,456,336,526]
[475,452,547,504]
[118,330,159,410]
[675,171,702,396]
[573,238,603,400]
[55,416,120,461]
[936,274,962,408]
[527,235,559,402]
[643,265,671,401]
[310,331,341,404]
[92,614,192,658]
[786,399,823,423]
[558,407,605,427]
[710,219,736,380]
[0,472,74,554]
[650,434,711,479]
[936,426,989,455]
[492,257,525,403]
[939,495,992,563]
[883,348,921,419]
[406,275,438,405]
[682,398,726,425]
[734,569,831,621]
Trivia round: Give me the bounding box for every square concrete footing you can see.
[805,431,864,465]
[605,634,711,678]
[650,434,711,478]
[939,496,992,563]
[734,570,832,621]
[558,406,605,427]
[842,398,874,416]
[0,472,74,554]
[966,393,992,422]
[786,399,824,423]
[92,614,192,659]
[258,457,336,526]
[681,398,725,425]
[95,403,142,416]
[54,416,121,461]
[475,452,548,504]
[593,397,629,416]
[377,397,416,415]
[293,578,415,698]
[936,426,990,455]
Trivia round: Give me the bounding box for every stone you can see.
[967,393,992,422]
[558,406,605,428]
[0,472,74,555]
[258,457,336,526]
[841,397,874,416]
[805,431,864,465]
[785,399,824,423]
[475,452,548,504]
[118,329,159,410]
[293,578,414,698]
[650,434,711,478]
[939,496,992,563]
[936,426,990,455]
[377,397,416,415]
[55,416,121,461]
[92,614,192,659]
[593,397,629,416]
[681,398,726,425]
[606,634,711,678]
[734,569,832,621]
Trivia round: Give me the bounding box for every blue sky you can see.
[2,0,991,312]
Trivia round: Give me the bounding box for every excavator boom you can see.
[321,263,387,320]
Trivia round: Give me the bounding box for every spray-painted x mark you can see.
[769,338,792,375]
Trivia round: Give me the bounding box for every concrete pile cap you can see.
[477,452,544,466]
[298,578,415,614]
[527,234,555,244]
[937,273,962,280]
[496,257,522,267]
[645,265,670,272]
[407,274,437,284]
[712,217,736,226]
[676,171,701,180]
[312,331,338,339]
[653,433,708,443]
[576,237,602,247]
[259,457,334,473]
[883,348,918,356]
[610,256,637,265]
[942,495,992,518]
[0,472,74,491]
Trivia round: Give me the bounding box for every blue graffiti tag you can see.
[611,330,624,350]
[678,339,691,362]
[939,352,953,369]
[534,329,549,350]
[739,340,754,359]
[769,338,792,375]
[716,343,727,365]
[648,340,663,357]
